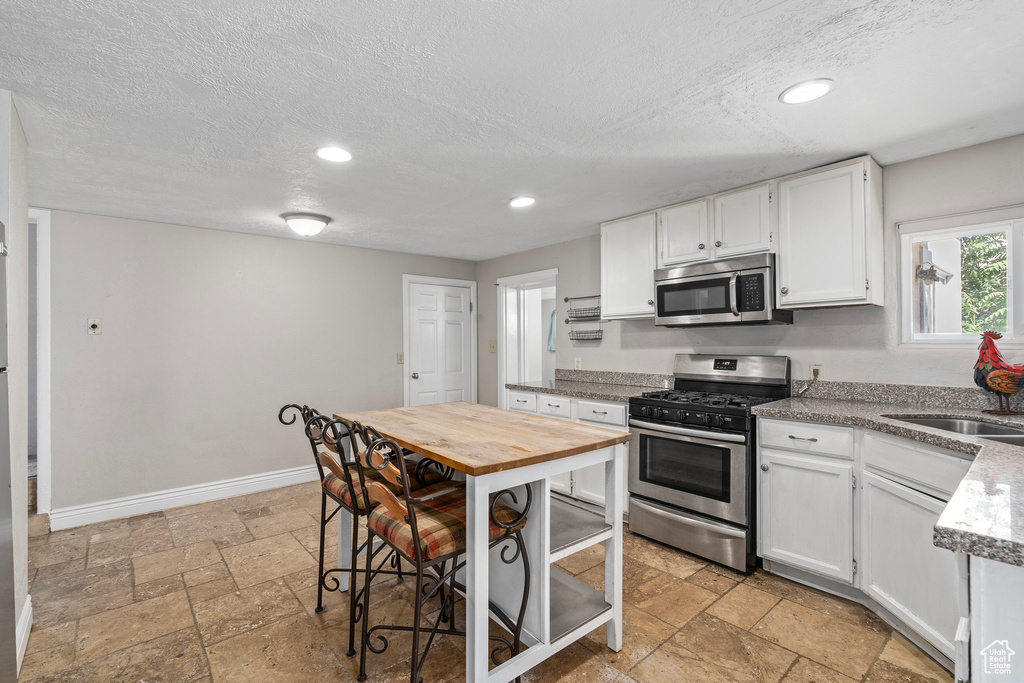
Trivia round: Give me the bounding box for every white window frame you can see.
[899,204,1024,347]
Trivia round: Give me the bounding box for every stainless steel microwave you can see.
[654,253,793,327]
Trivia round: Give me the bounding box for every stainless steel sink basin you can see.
[886,416,1024,437]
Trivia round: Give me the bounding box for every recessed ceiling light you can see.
[315,146,352,162]
[779,79,835,104]
[283,213,331,236]
[509,196,536,208]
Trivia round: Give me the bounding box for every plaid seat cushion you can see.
[367,482,527,561]
[322,457,446,512]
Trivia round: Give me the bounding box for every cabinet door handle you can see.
[780,286,789,295]
[698,243,705,250]
[647,299,654,306]
[788,435,818,442]
[761,464,769,472]
[715,240,722,247]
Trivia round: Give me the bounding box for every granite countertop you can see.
[504,379,661,403]
[752,397,1024,568]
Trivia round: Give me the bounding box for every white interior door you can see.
[408,282,474,406]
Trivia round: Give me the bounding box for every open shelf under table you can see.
[549,497,612,562]
[549,566,612,642]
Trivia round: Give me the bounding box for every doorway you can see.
[403,275,478,407]
[27,208,49,514]
[496,269,558,409]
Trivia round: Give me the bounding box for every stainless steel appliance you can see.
[628,354,790,572]
[654,253,792,327]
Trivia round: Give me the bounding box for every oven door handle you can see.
[628,419,747,443]
[729,272,739,316]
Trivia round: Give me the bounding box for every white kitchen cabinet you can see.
[776,156,884,308]
[657,199,710,267]
[861,470,961,660]
[600,213,657,319]
[504,391,629,509]
[759,449,855,582]
[712,182,772,258]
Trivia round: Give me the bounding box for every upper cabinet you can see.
[601,212,657,319]
[776,157,884,309]
[658,199,710,267]
[657,184,772,268]
[712,182,773,258]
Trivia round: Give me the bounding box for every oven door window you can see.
[638,434,731,503]
[657,277,732,317]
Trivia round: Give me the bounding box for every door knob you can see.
[761,464,769,472]
[411,373,419,379]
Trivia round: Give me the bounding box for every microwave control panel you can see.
[737,273,765,312]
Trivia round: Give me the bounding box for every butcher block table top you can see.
[334,401,632,476]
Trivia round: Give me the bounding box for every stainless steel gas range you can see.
[628,354,790,572]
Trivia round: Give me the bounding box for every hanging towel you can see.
[547,309,557,352]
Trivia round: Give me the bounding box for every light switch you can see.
[488,340,497,353]
[88,318,102,335]
[397,352,404,364]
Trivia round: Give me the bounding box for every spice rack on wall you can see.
[565,295,603,342]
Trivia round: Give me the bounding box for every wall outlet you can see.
[488,340,497,353]
[810,364,823,381]
[574,357,582,370]
[396,352,404,364]
[88,318,101,335]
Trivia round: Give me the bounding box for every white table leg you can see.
[466,474,490,681]
[337,507,352,592]
[605,445,624,651]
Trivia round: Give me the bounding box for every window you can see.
[900,206,1024,345]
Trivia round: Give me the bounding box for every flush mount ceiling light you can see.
[779,78,835,104]
[283,213,331,236]
[315,146,352,162]
[509,196,536,208]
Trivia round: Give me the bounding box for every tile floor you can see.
[21,482,953,682]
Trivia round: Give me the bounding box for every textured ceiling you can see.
[2,0,1023,260]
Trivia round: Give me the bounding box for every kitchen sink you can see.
[886,416,1024,438]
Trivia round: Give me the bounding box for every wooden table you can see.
[333,402,631,682]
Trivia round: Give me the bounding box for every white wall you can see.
[476,133,1024,407]
[50,211,475,509]
[0,91,29,667]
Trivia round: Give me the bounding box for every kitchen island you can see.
[333,401,632,682]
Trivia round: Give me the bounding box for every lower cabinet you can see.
[861,471,960,659]
[759,449,854,582]
[507,390,628,510]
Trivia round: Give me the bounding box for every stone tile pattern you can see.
[554,369,673,389]
[22,482,952,683]
[752,396,1024,567]
[790,379,999,410]
[505,369,672,402]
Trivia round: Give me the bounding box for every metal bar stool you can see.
[277,405,449,658]
[344,423,531,683]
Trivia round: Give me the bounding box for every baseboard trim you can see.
[16,595,32,674]
[49,464,319,531]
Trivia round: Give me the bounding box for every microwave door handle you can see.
[729,273,739,316]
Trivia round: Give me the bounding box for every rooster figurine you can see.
[975,331,1024,415]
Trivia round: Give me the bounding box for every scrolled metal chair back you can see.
[359,431,430,562]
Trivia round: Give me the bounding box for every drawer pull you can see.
[515,399,527,404]
[788,435,818,443]
[547,403,561,408]
[592,410,608,415]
